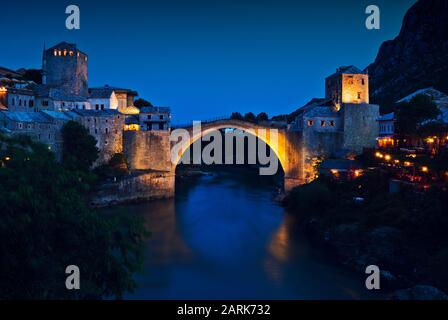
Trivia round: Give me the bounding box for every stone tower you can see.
[325,66,378,153]
[325,66,369,107]
[42,42,88,97]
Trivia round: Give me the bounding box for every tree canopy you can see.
[243,112,256,123]
[395,94,441,135]
[62,121,99,172]
[230,112,243,121]
[134,98,153,109]
[0,134,147,299]
[256,112,269,122]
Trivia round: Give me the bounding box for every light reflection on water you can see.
[117,169,379,300]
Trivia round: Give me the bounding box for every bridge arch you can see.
[171,120,288,174]
[123,119,305,192]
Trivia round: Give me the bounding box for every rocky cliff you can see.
[367,0,448,112]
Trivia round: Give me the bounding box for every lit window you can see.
[307,120,314,127]
[53,49,57,56]
[58,50,62,56]
[69,51,74,57]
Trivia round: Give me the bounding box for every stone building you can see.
[325,65,369,107]
[292,66,379,158]
[69,109,125,165]
[139,106,171,131]
[88,86,139,113]
[0,111,64,154]
[0,109,124,165]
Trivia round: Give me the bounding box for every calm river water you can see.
[120,168,377,300]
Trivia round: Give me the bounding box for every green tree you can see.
[62,121,99,172]
[396,94,441,135]
[243,112,256,123]
[134,98,153,109]
[256,112,269,122]
[0,135,148,299]
[230,112,244,121]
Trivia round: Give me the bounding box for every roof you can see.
[89,87,114,99]
[0,66,23,79]
[89,85,138,97]
[327,65,366,78]
[46,42,87,57]
[140,106,171,113]
[303,105,339,118]
[377,112,395,121]
[40,110,76,121]
[71,109,121,117]
[0,111,52,123]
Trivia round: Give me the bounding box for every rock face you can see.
[366,0,448,111]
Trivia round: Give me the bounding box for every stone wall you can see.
[342,103,380,153]
[90,171,175,207]
[123,130,172,172]
[75,113,124,166]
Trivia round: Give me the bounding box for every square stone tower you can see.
[325,66,369,107]
[42,42,88,97]
[326,66,378,153]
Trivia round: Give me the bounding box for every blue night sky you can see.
[1,0,415,123]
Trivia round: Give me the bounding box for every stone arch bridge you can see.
[123,119,306,193]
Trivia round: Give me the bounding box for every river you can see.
[120,167,378,300]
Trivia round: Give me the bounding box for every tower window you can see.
[307,120,314,127]
[320,120,326,127]
[53,49,57,56]
[357,92,362,99]
[362,78,365,85]
[329,120,335,127]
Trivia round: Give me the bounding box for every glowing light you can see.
[331,169,339,175]
[4,156,11,161]
[0,86,7,92]
[354,170,362,177]
[421,166,429,173]
[404,161,412,167]
[384,154,391,161]
[394,160,400,164]
[375,152,383,158]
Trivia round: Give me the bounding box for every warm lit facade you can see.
[325,66,369,105]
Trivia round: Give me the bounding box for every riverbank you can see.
[283,170,448,299]
[90,170,174,207]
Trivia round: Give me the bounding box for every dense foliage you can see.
[62,121,99,172]
[134,98,153,109]
[0,134,148,299]
[285,171,448,291]
[395,95,440,135]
